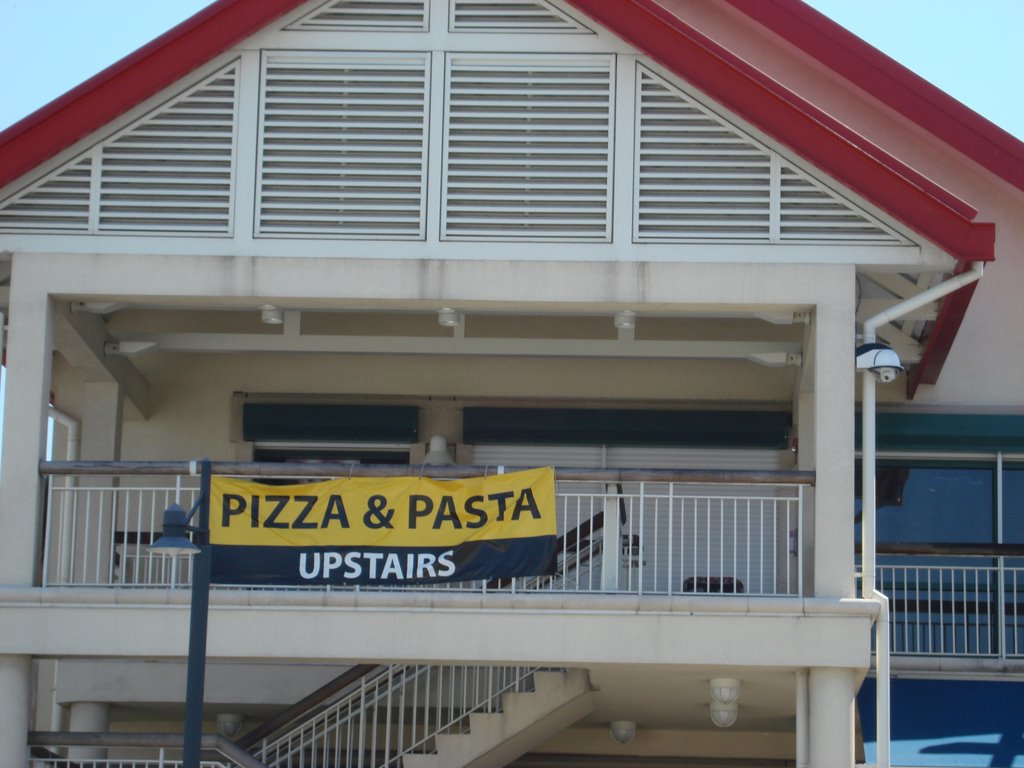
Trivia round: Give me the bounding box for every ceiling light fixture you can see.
[709,701,738,728]
[259,304,284,325]
[709,678,741,705]
[613,310,636,329]
[423,434,455,465]
[437,307,461,327]
[609,720,637,744]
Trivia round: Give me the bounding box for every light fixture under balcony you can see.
[710,677,741,704]
[438,307,462,327]
[710,701,738,728]
[609,720,637,744]
[259,304,284,325]
[709,678,741,728]
[613,310,636,329]
[423,434,455,465]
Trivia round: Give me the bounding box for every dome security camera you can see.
[855,343,904,383]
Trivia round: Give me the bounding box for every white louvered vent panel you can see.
[258,53,429,238]
[287,0,427,30]
[0,157,92,231]
[444,55,613,240]
[779,166,905,243]
[98,63,238,233]
[636,67,771,242]
[450,0,593,32]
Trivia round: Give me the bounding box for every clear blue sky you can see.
[0,0,1022,139]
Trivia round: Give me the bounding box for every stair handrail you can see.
[27,731,267,767]
[235,663,381,750]
[256,664,539,768]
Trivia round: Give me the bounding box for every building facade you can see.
[0,0,1022,766]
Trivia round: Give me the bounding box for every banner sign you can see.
[209,467,557,586]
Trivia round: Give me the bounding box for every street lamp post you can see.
[152,459,212,768]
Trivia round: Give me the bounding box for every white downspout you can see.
[860,260,983,768]
[47,407,80,735]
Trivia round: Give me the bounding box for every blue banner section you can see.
[210,535,557,586]
[859,677,1024,767]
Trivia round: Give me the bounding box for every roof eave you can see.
[722,0,1024,196]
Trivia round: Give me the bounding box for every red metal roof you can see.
[2,0,1018,392]
[721,0,1024,196]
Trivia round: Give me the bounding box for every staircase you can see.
[402,669,594,768]
[254,665,594,768]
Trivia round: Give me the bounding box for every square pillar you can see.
[810,278,856,598]
[0,278,53,584]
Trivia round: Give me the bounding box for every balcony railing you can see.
[39,461,809,598]
[878,560,1024,659]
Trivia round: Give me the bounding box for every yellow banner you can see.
[210,467,556,548]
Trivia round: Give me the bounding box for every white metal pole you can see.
[795,668,809,768]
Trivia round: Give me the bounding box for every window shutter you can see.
[287,0,427,31]
[97,63,238,233]
[779,165,904,243]
[0,62,238,235]
[450,0,593,33]
[443,54,614,240]
[257,53,430,238]
[0,158,92,231]
[635,65,909,245]
[636,66,771,241]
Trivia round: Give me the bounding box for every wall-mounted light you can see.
[259,304,284,325]
[609,720,636,744]
[613,310,636,329]
[438,307,461,327]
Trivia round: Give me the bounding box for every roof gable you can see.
[0,0,1000,263]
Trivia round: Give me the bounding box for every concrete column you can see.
[0,281,53,583]
[68,701,111,760]
[811,276,856,598]
[0,270,53,760]
[0,655,31,767]
[808,667,855,768]
[80,381,124,461]
[77,381,124,584]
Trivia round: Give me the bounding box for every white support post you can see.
[601,484,621,592]
[812,282,856,598]
[809,667,855,768]
[68,701,111,760]
[0,270,54,761]
[796,669,809,768]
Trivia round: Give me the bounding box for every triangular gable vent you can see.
[450,1,594,33]
[0,62,239,235]
[287,0,428,30]
[443,54,614,240]
[635,65,908,245]
[0,158,92,232]
[257,53,430,238]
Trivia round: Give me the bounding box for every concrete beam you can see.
[52,303,150,419]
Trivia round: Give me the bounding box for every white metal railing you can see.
[41,468,805,597]
[31,756,228,768]
[877,562,1024,658]
[256,664,537,767]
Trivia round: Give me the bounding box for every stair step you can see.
[424,669,595,768]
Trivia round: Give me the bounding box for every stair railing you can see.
[256,664,538,768]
